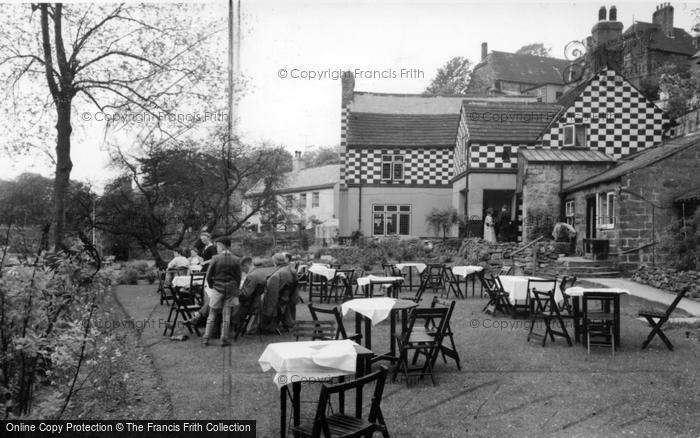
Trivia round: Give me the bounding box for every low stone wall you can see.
[455,238,561,275]
[631,266,700,299]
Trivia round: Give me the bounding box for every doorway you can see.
[482,189,514,218]
[585,196,597,239]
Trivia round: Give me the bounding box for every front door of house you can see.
[585,196,597,239]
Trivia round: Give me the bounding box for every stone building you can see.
[562,133,700,270]
[468,43,571,101]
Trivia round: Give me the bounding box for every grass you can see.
[114,281,700,437]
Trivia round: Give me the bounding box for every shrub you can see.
[145,269,158,284]
[117,267,139,285]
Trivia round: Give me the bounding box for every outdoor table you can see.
[451,265,484,296]
[565,287,629,347]
[258,339,373,438]
[341,298,417,364]
[395,262,427,290]
[307,266,352,302]
[355,275,404,298]
[497,275,548,304]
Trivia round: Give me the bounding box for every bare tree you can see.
[0,3,227,249]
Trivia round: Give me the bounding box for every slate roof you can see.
[563,133,700,192]
[246,164,339,196]
[474,51,571,86]
[623,22,697,56]
[519,148,613,162]
[346,113,460,147]
[675,187,700,203]
[460,101,562,142]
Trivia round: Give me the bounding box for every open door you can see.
[585,196,597,240]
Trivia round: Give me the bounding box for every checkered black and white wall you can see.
[344,148,454,185]
[540,69,667,159]
[469,143,532,169]
[339,106,349,185]
[454,113,469,175]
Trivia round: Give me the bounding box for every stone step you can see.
[560,259,618,268]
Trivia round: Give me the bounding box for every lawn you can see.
[114,281,700,437]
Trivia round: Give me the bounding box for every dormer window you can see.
[563,124,587,147]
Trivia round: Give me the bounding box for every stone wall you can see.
[563,180,620,255]
[631,266,700,300]
[520,160,613,241]
[456,237,561,275]
[617,142,700,270]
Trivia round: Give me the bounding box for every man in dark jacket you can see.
[202,237,241,346]
[183,232,219,328]
[261,253,298,332]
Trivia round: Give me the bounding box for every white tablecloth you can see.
[498,275,553,303]
[565,287,629,297]
[172,275,204,288]
[452,265,483,278]
[308,265,338,280]
[258,340,358,388]
[395,262,427,274]
[189,264,202,272]
[355,275,404,288]
[341,297,397,326]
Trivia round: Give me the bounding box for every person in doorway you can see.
[497,205,511,242]
[484,208,497,243]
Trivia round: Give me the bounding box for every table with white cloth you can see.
[341,298,417,363]
[258,339,373,437]
[171,274,204,289]
[565,287,629,346]
[307,265,353,302]
[355,275,404,298]
[497,275,556,305]
[451,266,484,297]
[395,262,426,290]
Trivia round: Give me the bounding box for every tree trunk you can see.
[53,100,73,250]
[148,243,164,268]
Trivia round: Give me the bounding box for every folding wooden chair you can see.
[163,285,201,337]
[160,268,185,305]
[189,272,206,306]
[442,267,465,299]
[414,297,461,370]
[393,306,448,385]
[557,275,576,316]
[290,366,390,438]
[477,272,512,316]
[328,269,355,303]
[639,287,689,351]
[583,292,616,356]
[308,304,362,343]
[418,264,446,296]
[156,267,167,301]
[497,265,513,276]
[527,280,572,347]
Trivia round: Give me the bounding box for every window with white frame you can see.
[563,124,587,147]
[311,192,319,208]
[373,204,411,236]
[299,193,307,209]
[285,195,294,209]
[597,192,615,228]
[565,200,576,226]
[381,155,404,181]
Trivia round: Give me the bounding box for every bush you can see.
[145,269,158,284]
[117,267,139,285]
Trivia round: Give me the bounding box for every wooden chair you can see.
[414,297,461,370]
[328,269,356,303]
[189,272,206,306]
[497,265,513,276]
[527,280,572,347]
[583,292,616,356]
[163,285,201,337]
[557,275,577,316]
[442,267,465,299]
[307,304,362,343]
[478,272,512,316]
[393,306,448,385]
[639,287,689,351]
[290,366,390,438]
[419,264,446,296]
[156,267,170,305]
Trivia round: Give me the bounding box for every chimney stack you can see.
[598,6,607,21]
[609,5,617,21]
[652,3,674,38]
[341,71,355,107]
[481,42,488,61]
[292,151,306,173]
[591,5,622,48]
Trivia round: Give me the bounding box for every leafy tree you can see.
[515,43,552,57]
[302,146,343,167]
[657,62,700,119]
[424,57,472,95]
[96,134,288,265]
[426,207,463,241]
[0,3,226,249]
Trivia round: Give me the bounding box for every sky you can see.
[1,0,698,190]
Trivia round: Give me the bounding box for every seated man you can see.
[165,247,189,285]
[260,253,299,333]
[233,257,269,334]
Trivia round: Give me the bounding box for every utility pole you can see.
[224,0,240,231]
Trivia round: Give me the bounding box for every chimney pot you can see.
[341,71,355,107]
[292,151,306,173]
[609,5,617,21]
[598,6,607,21]
[481,42,488,61]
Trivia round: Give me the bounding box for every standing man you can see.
[183,232,218,328]
[202,237,241,346]
[497,205,511,242]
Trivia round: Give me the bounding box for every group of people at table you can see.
[166,232,299,346]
